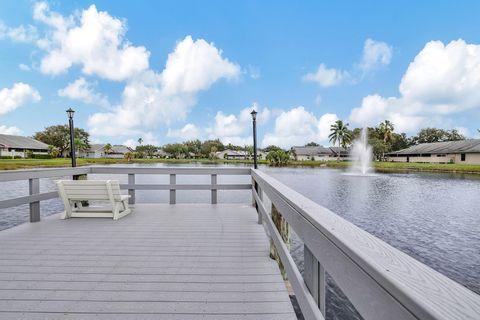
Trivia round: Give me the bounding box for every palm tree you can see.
[48,145,60,158]
[329,120,352,160]
[74,138,88,156]
[378,120,394,143]
[137,138,143,145]
[103,143,113,157]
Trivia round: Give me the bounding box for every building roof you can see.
[86,144,131,154]
[292,146,332,156]
[389,139,480,155]
[0,134,49,150]
[216,149,247,157]
[329,146,349,155]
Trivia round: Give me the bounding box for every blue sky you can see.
[1,1,480,148]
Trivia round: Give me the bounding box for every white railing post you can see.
[211,174,217,204]
[29,178,40,222]
[256,184,263,224]
[304,244,326,317]
[128,173,135,204]
[170,174,176,204]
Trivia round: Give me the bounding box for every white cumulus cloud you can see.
[88,36,241,137]
[0,125,22,135]
[33,2,150,81]
[359,38,393,73]
[161,36,240,95]
[303,64,350,87]
[0,83,41,115]
[262,106,338,148]
[0,21,37,42]
[206,105,270,145]
[349,39,480,133]
[123,132,159,148]
[167,123,201,140]
[58,77,109,108]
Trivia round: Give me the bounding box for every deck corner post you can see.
[211,174,217,204]
[128,173,135,204]
[29,178,40,222]
[270,203,290,279]
[170,174,176,204]
[304,244,326,316]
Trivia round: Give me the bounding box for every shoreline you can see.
[1,158,480,175]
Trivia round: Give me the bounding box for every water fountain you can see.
[348,127,374,175]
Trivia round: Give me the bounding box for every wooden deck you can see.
[0,204,296,320]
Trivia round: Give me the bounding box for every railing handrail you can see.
[0,165,252,212]
[251,168,480,320]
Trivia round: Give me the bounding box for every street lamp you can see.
[66,108,76,169]
[250,110,258,169]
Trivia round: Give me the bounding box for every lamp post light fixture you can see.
[66,108,76,169]
[250,109,258,169]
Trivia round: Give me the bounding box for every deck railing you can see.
[0,166,479,320]
[0,166,251,221]
[251,168,480,320]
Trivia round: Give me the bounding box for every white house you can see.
[387,140,480,164]
[78,144,132,158]
[0,134,49,158]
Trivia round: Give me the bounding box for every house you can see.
[387,139,480,164]
[78,144,132,158]
[216,149,248,160]
[156,149,172,158]
[291,146,348,161]
[0,134,49,158]
[215,149,265,160]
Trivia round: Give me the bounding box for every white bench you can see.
[57,180,132,220]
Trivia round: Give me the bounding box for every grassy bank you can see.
[1,157,480,174]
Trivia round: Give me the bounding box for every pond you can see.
[1,163,479,319]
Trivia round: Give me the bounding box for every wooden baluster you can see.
[29,178,40,222]
[211,174,217,204]
[270,203,290,279]
[304,244,326,317]
[128,174,135,204]
[170,174,176,204]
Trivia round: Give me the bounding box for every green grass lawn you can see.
[1,157,480,174]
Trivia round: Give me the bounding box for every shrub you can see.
[31,154,52,159]
[266,150,290,167]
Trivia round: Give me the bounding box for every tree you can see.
[47,145,60,158]
[184,139,202,157]
[103,143,113,156]
[136,144,158,158]
[163,143,188,158]
[411,128,465,144]
[34,125,90,157]
[124,151,134,162]
[378,120,394,143]
[289,147,297,161]
[75,138,89,154]
[200,139,224,157]
[305,142,319,147]
[137,138,143,145]
[329,120,352,160]
[263,145,283,153]
[390,133,410,151]
[266,150,290,166]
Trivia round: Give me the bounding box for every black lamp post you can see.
[250,110,258,169]
[66,108,76,169]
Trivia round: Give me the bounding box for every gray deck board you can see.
[0,204,296,319]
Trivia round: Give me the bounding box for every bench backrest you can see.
[57,180,123,202]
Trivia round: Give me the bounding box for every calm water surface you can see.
[1,163,479,319]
